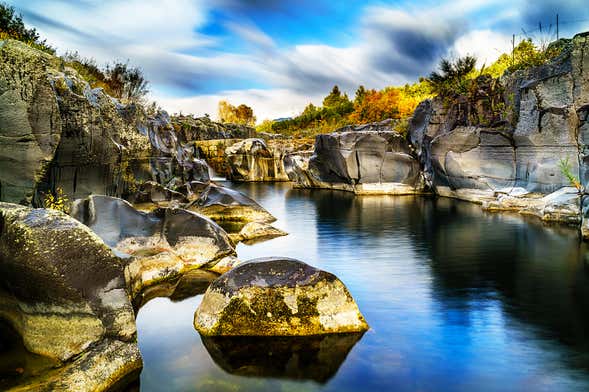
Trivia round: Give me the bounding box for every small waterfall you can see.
[206,161,226,182]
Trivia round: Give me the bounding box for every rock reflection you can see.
[201,333,364,383]
[133,269,218,309]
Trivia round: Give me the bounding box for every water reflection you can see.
[136,183,589,391]
[201,333,364,383]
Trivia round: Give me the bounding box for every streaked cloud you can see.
[7,0,589,120]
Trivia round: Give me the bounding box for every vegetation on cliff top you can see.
[0,2,54,54]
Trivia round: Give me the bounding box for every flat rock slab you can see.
[194,257,368,336]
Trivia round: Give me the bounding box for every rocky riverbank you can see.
[286,32,589,236]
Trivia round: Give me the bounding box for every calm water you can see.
[136,183,589,392]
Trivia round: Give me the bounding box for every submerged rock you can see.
[229,222,288,244]
[185,183,276,223]
[70,195,237,296]
[194,257,368,336]
[287,128,425,195]
[201,333,363,383]
[0,202,140,391]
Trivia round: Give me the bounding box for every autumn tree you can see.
[218,100,256,125]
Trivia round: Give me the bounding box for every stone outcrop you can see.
[0,202,140,391]
[194,257,369,336]
[406,33,589,232]
[286,128,425,194]
[0,39,208,207]
[71,195,238,296]
[185,182,276,223]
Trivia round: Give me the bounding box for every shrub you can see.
[43,187,69,212]
[427,55,477,97]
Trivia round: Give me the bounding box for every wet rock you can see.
[70,195,237,297]
[287,128,425,194]
[194,257,369,336]
[483,187,581,223]
[185,183,276,223]
[0,202,140,391]
[128,181,188,209]
[229,222,288,244]
[225,138,289,181]
[201,333,363,383]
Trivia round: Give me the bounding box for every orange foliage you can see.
[349,88,421,124]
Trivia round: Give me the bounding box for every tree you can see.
[322,85,351,108]
[354,85,367,106]
[217,101,256,125]
[427,55,477,97]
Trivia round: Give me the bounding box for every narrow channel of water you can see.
[136,182,589,392]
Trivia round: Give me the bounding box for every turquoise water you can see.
[136,183,589,391]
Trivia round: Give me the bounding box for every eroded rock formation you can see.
[286,126,425,194]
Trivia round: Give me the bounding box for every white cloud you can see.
[9,0,533,121]
[453,30,513,66]
[155,88,323,121]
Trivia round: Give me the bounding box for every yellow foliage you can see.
[43,187,69,212]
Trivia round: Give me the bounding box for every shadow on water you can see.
[201,333,364,383]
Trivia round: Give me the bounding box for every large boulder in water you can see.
[0,202,141,390]
[194,257,368,336]
[71,195,238,296]
[185,183,276,223]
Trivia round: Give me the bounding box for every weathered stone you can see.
[0,202,140,391]
[70,195,236,296]
[194,257,368,336]
[288,128,425,195]
[229,222,288,244]
[185,183,276,223]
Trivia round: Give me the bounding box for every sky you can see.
[8,0,589,121]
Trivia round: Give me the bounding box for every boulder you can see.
[0,202,140,391]
[194,257,368,336]
[185,183,276,223]
[287,128,424,194]
[70,195,237,296]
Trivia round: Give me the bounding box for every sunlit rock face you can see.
[70,195,237,296]
[407,32,589,230]
[287,125,425,195]
[185,182,276,223]
[0,202,141,391]
[194,257,369,336]
[201,333,364,383]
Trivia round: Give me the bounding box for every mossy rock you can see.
[194,257,368,336]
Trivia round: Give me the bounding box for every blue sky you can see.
[8,0,589,120]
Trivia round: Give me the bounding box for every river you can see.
[136,182,589,392]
